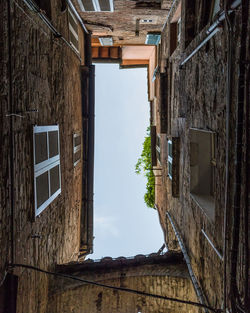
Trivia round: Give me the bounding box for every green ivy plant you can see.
[135,127,155,208]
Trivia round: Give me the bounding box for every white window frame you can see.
[168,139,173,180]
[156,134,161,165]
[68,8,79,52]
[99,37,113,46]
[73,132,81,167]
[177,18,181,43]
[141,19,153,23]
[77,0,114,12]
[33,125,61,216]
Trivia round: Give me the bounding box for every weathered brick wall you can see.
[0,1,86,312]
[73,0,171,45]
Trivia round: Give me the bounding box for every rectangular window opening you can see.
[168,137,180,197]
[78,0,114,12]
[68,8,79,52]
[33,125,61,216]
[73,132,81,167]
[156,134,161,165]
[190,129,216,220]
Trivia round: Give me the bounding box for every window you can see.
[141,19,153,23]
[160,72,168,133]
[150,126,157,167]
[73,132,81,167]
[33,125,61,216]
[168,137,180,197]
[145,32,161,45]
[77,0,114,12]
[169,1,181,55]
[32,0,51,18]
[190,129,216,220]
[99,37,113,46]
[156,134,161,164]
[68,8,79,52]
[168,139,173,179]
[177,18,181,43]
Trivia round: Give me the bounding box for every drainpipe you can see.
[223,1,233,311]
[80,32,94,255]
[229,0,248,311]
[7,0,15,267]
[166,212,209,313]
[86,64,95,254]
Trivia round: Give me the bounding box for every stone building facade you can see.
[48,252,200,313]
[151,0,249,312]
[0,0,94,311]
[73,0,171,45]
[0,0,248,313]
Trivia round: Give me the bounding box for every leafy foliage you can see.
[135,127,155,208]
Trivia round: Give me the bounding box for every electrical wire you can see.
[9,263,222,312]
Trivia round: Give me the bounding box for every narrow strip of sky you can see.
[91,63,164,259]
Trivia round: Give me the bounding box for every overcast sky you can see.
[91,63,164,259]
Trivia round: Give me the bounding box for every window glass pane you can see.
[70,32,79,50]
[36,171,49,207]
[74,150,81,164]
[168,161,172,177]
[49,131,59,158]
[99,0,111,11]
[156,150,161,162]
[50,165,60,196]
[74,135,81,147]
[82,0,95,11]
[156,135,160,148]
[168,141,172,158]
[35,132,48,164]
[69,12,78,34]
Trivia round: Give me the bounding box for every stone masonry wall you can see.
[48,275,200,313]
[73,0,171,45]
[0,1,86,312]
[156,1,246,310]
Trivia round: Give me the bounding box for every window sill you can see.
[190,193,215,222]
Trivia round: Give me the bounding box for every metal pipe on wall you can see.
[86,64,95,254]
[180,0,242,68]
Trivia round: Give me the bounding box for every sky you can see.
[91,63,164,259]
